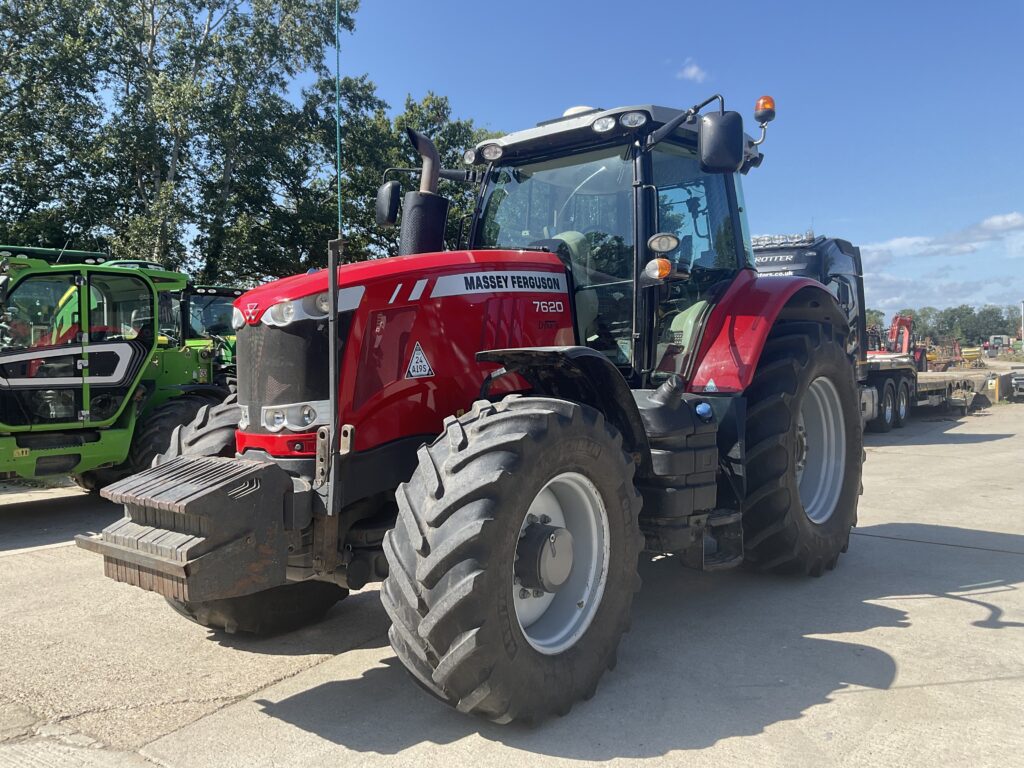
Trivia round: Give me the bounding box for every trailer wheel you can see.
[382,396,643,723]
[155,393,347,635]
[742,323,863,575]
[867,379,896,433]
[893,380,910,428]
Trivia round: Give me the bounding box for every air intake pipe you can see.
[398,128,450,256]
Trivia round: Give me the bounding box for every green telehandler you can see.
[0,246,241,491]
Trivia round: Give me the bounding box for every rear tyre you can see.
[72,393,223,492]
[893,380,910,428]
[153,393,240,465]
[868,379,896,433]
[129,393,223,472]
[742,323,862,576]
[382,396,643,723]
[156,393,346,635]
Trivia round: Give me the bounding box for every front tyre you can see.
[382,396,643,723]
[154,392,346,635]
[742,323,863,575]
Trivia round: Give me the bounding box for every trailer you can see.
[753,234,978,430]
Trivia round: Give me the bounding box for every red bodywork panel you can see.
[235,250,574,455]
[688,269,828,394]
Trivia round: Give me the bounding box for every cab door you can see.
[81,271,155,425]
[0,270,87,428]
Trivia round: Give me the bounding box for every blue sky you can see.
[336,0,1023,314]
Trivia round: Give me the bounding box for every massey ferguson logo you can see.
[245,302,260,321]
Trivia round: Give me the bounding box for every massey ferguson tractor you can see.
[78,95,863,723]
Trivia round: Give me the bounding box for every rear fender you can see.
[476,346,651,474]
[689,270,849,394]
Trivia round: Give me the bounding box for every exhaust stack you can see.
[398,128,450,256]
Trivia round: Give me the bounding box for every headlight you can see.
[231,307,245,330]
[300,404,317,426]
[592,116,616,133]
[619,111,648,128]
[268,301,294,326]
[265,408,286,432]
[480,144,503,161]
[259,400,330,433]
[261,286,364,327]
[238,406,250,429]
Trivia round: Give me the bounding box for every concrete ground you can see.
[2,405,1023,767]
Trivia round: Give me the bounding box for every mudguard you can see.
[477,346,652,472]
[689,269,849,394]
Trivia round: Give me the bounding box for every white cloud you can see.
[861,211,1024,264]
[864,272,992,310]
[855,211,1024,310]
[676,58,707,83]
[981,212,1024,232]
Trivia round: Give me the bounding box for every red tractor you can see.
[79,95,863,723]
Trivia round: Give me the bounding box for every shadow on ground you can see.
[0,492,121,553]
[865,406,1013,447]
[211,590,392,657]
[252,523,1024,759]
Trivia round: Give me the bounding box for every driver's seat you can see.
[551,231,599,342]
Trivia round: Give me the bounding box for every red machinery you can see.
[79,95,864,723]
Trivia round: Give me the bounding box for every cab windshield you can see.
[189,294,235,338]
[477,145,636,364]
[475,140,746,378]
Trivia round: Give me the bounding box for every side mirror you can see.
[375,180,401,227]
[698,111,744,173]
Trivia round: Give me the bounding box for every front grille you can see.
[236,317,345,434]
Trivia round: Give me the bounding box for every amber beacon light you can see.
[754,95,776,124]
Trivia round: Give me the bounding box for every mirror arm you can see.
[383,167,481,184]
[646,94,725,150]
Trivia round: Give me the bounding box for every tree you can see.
[973,305,1009,343]
[866,308,886,328]
[100,0,356,267]
[0,0,110,249]
[0,0,498,284]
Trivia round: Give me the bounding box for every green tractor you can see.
[0,246,241,490]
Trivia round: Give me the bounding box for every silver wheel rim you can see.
[513,472,610,655]
[898,388,908,420]
[796,377,847,524]
[884,391,894,423]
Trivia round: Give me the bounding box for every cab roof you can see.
[475,104,763,171]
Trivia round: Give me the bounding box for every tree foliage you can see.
[889,304,1021,343]
[0,0,494,285]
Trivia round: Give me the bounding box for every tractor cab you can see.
[382,98,772,388]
